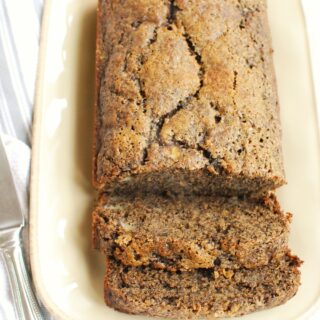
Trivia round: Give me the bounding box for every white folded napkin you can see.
[0,0,47,318]
[1,134,31,215]
[0,134,31,319]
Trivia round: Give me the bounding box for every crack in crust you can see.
[142,0,205,162]
[197,145,224,174]
[168,0,180,24]
[154,1,205,147]
[111,1,244,170]
[96,0,285,191]
[183,32,204,100]
[149,2,222,169]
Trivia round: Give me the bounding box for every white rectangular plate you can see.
[30,0,320,319]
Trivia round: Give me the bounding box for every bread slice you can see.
[104,253,301,319]
[93,194,291,271]
[93,0,285,197]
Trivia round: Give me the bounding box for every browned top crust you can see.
[93,0,285,193]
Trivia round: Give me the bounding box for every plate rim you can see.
[28,0,320,319]
[29,0,71,318]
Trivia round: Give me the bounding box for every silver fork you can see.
[0,137,43,320]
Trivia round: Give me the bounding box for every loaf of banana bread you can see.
[93,193,291,271]
[104,253,301,319]
[93,0,285,196]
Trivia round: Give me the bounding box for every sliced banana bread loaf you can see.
[93,194,291,271]
[94,0,285,196]
[104,253,301,319]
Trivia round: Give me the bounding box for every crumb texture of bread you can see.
[94,0,285,195]
[104,254,301,319]
[93,194,291,270]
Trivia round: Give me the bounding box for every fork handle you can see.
[0,243,43,320]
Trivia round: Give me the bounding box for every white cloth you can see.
[0,0,42,145]
[0,135,31,320]
[1,135,31,216]
[0,0,44,319]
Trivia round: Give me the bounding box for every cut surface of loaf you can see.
[105,254,301,319]
[94,0,285,196]
[93,194,291,271]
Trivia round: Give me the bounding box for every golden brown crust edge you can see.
[92,0,103,190]
[92,193,109,250]
[104,259,136,316]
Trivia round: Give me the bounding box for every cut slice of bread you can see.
[104,253,301,319]
[93,193,291,271]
